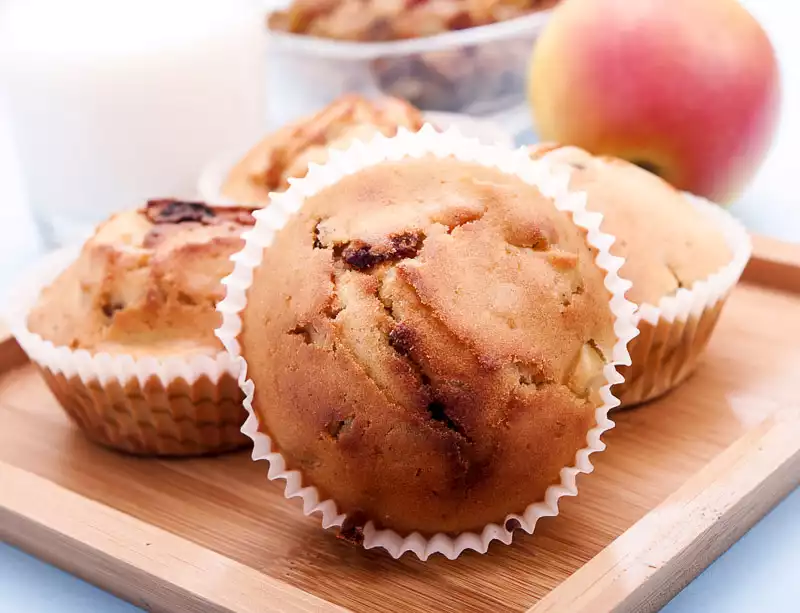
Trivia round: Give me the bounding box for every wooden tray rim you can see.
[1,234,799,613]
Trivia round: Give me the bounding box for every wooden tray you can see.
[1,235,799,613]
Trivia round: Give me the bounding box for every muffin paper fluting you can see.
[215,125,639,560]
[5,248,246,456]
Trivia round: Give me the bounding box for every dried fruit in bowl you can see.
[268,0,558,41]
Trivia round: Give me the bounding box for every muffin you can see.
[221,94,425,206]
[19,199,255,455]
[530,144,751,406]
[217,128,637,557]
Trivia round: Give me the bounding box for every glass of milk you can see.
[0,0,267,247]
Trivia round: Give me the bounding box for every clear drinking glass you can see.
[0,0,267,247]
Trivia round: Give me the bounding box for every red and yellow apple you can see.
[528,0,781,203]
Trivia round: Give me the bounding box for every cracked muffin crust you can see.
[29,199,256,357]
[240,156,619,535]
[529,144,732,306]
[221,95,425,206]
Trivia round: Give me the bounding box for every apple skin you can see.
[529,0,781,203]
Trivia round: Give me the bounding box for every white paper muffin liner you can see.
[531,144,752,405]
[4,246,245,455]
[215,125,639,560]
[197,111,515,205]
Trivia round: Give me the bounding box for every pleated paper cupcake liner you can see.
[4,247,247,456]
[215,125,639,560]
[615,194,752,406]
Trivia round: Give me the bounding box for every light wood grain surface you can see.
[0,322,26,373]
[742,234,800,293]
[1,241,799,612]
[532,406,800,613]
[0,464,344,613]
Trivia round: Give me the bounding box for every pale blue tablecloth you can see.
[0,0,798,610]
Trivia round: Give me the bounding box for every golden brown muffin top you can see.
[529,144,732,306]
[28,200,256,357]
[268,0,558,41]
[222,95,425,205]
[240,157,618,535]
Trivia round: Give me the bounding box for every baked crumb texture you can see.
[241,158,618,535]
[222,95,425,206]
[530,144,736,406]
[26,199,253,456]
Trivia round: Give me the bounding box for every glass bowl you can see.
[265,9,552,136]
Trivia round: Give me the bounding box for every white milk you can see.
[0,0,267,246]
